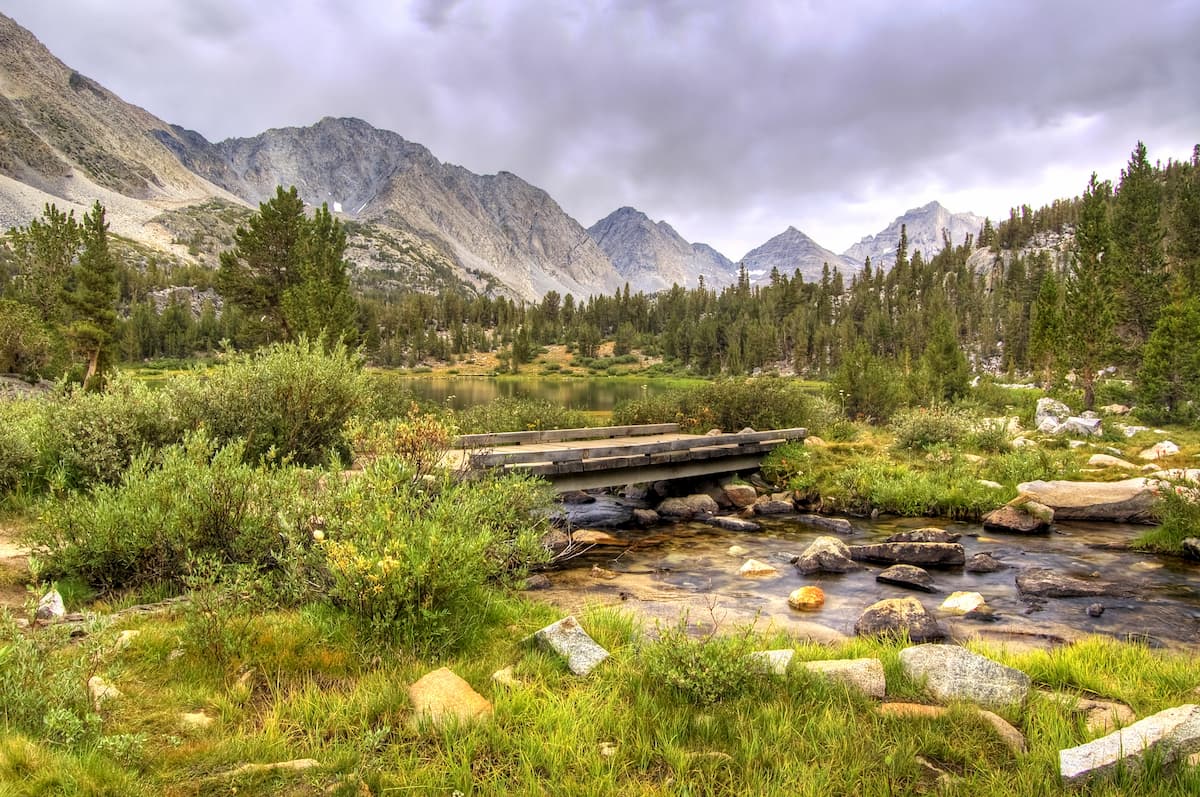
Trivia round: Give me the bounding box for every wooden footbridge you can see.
[448,423,807,491]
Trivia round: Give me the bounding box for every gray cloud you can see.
[4,0,1198,256]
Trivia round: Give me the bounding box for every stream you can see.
[535,515,1200,652]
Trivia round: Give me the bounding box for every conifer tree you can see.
[1063,174,1115,409]
[1028,271,1062,388]
[1109,141,1166,361]
[68,202,119,388]
[282,203,358,344]
[1136,296,1200,424]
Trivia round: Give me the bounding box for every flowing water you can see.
[536,515,1200,652]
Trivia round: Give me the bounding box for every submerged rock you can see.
[707,515,762,532]
[793,514,854,535]
[884,528,961,544]
[876,564,939,593]
[849,542,966,567]
[1015,567,1128,598]
[854,597,943,642]
[738,559,779,578]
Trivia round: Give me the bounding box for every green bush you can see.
[169,338,367,466]
[613,377,813,433]
[1135,481,1200,553]
[641,621,767,707]
[28,432,322,589]
[962,379,1041,425]
[0,402,39,497]
[982,447,1080,488]
[890,406,974,451]
[322,460,551,653]
[452,397,591,434]
[829,343,906,423]
[0,615,101,748]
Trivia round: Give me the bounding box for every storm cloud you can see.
[4,0,1198,256]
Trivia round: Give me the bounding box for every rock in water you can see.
[794,536,858,575]
[737,559,779,578]
[1059,704,1200,786]
[529,616,610,676]
[982,498,1054,534]
[898,644,1030,709]
[939,591,989,615]
[793,514,854,535]
[722,483,759,508]
[657,494,720,519]
[552,495,634,527]
[1015,568,1127,598]
[849,542,965,567]
[876,564,939,593]
[854,598,943,642]
[1181,538,1200,560]
[1015,479,1157,523]
[707,516,762,532]
[965,553,1006,573]
[884,528,961,544]
[408,668,493,727]
[788,586,825,611]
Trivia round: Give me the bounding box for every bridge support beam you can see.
[538,453,767,493]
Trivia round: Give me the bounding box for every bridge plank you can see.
[454,423,679,448]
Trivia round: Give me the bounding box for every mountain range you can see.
[0,12,984,301]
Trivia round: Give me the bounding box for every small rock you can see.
[793,514,854,535]
[738,558,779,578]
[491,666,521,687]
[1182,538,1200,560]
[622,483,650,502]
[530,616,610,676]
[753,496,795,515]
[801,658,886,698]
[749,649,794,675]
[976,709,1028,754]
[88,675,122,709]
[1040,691,1136,735]
[35,589,65,621]
[658,494,719,519]
[1088,454,1138,470]
[1011,436,1036,448]
[978,479,1004,490]
[914,755,954,789]
[523,574,551,590]
[1057,417,1103,437]
[854,598,943,642]
[573,529,622,545]
[884,528,961,544]
[1086,603,1105,617]
[803,436,827,447]
[722,483,759,508]
[223,759,321,779]
[560,490,596,505]
[982,497,1054,534]
[1059,703,1200,785]
[1035,398,1072,430]
[940,591,989,616]
[1100,404,1131,415]
[705,428,723,436]
[876,564,939,593]
[598,741,618,757]
[114,630,140,651]
[707,515,762,532]
[794,536,858,575]
[879,702,947,720]
[590,565,618,580]
[965,553,1007,573]
[727,544,750,557]
[898,644,1030,709]
[631,508,659,527]
[180,711,214,729]
[788,586,826,611]
[1139,441,1181,461]
[408,667,493,727]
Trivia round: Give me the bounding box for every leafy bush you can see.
[322,460,551,653]
[348,408,455,478]
[641,621,767,707]
[453,397,591,434]
[890,406,974,451]
[169,338,367,466]
[0,615,101,748]
[964,418,1013,453]
[829,343,906,423]
[28,432,322,589]
[0,402,39,497]
[613,377,813,433]
[0,299,56,379]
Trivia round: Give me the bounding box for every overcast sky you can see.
[4,0,1199,258]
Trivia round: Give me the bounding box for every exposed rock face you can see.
[849,542,966,567]
[842,201,985,271]
[1015,479,1157,523]
[898,644,1030,709]
[1015,568,1128,598]
[854,598,943,642]
[801,658,886,699]
[739,226,856,284]
[1059,704,1200,786]
[876,564,939,593]
[587,206,738,293]
[795,536,858,575]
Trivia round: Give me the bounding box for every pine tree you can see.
[4,203,81,324]
[1136,297,1200,424]
[1109,141,1166,361]
[67,202,119,388]
[914,312,969,404]
[282,203,358,345]
[1028,271,1062,388]
[1063,174,1115,409]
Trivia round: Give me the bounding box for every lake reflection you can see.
[393,376,679,412]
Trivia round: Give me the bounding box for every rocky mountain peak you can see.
[588,206,736,293]
[843,201,984,269]
[739,226,855,284]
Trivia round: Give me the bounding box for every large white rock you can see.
[749,649,794,675]
[35,589,65,621]
[898,644,1030,709]
[530,616,610,676]
[1016,478,1157,523]
[1059,704,1200,785]
[801,658,886,699]
[1035,398,1072,431]
[1139,441,1180,460]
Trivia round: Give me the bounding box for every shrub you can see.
[641,621,767,707]
[0,300,55,379]
[829,343,906,423]
[0,402,39,497]
[613,378,813,433]
[890,406,973,451]
[1135,480,1200,553]
[453,397,590,434]
[168,338,367,466]
[28,432,322,589]
[321,461,551,653]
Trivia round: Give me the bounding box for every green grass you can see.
[2,596,1199,796]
